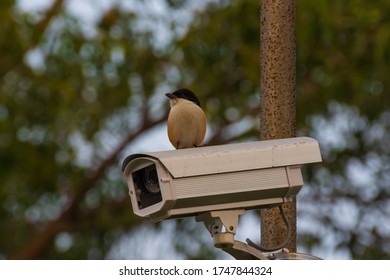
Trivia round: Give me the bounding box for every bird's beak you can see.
[165,93,175,99]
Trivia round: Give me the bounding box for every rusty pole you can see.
[260,0,297,252]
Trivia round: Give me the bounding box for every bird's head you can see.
[165,88,201,108]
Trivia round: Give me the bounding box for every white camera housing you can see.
[122,137,321,222]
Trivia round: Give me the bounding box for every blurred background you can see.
[1,0,390,259]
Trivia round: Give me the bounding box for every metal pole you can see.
[260,0,297,252]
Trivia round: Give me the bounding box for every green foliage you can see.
[0,0,389,259]
[177,1,259,123]
[297,0,390,122]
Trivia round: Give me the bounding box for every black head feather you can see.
[165,88,201,107]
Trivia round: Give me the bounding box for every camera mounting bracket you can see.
[196,209,245,248]
[196,209,321,260]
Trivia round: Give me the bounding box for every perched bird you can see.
[165,88,207,149]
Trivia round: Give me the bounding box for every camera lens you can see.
[142,165,160,194]
[132,164,162,209]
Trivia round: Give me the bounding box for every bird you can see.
[165,88,207,149]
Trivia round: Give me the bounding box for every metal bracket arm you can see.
[196,209,245,248]
[196,209,322,260]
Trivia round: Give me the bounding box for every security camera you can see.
[122,137,321,222]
